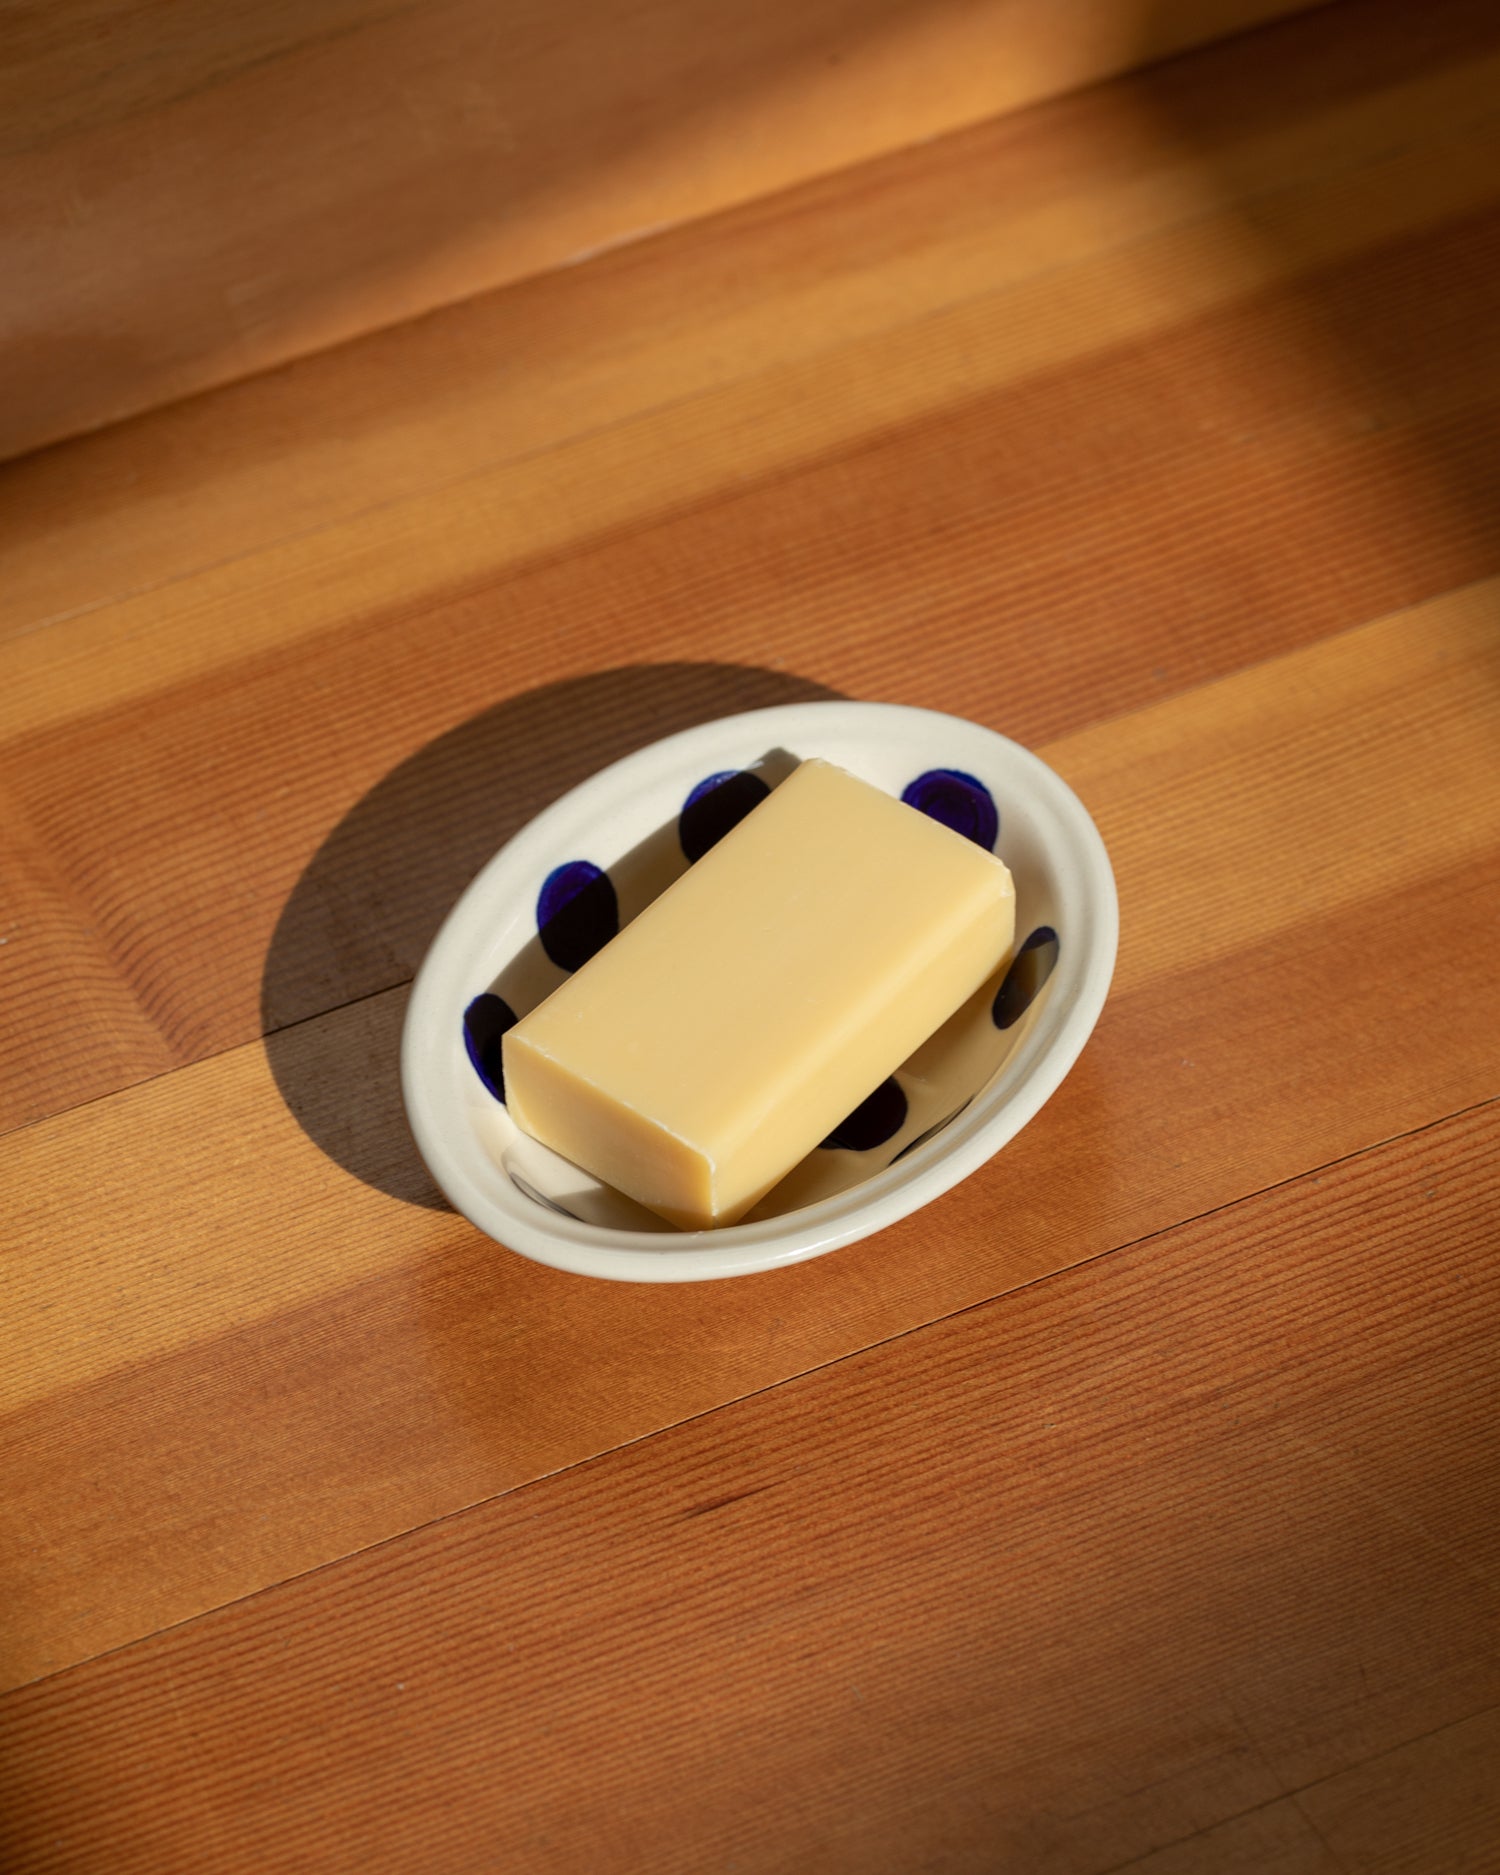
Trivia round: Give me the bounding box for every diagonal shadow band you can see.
[260,662,843,1208]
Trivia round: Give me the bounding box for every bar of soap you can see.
[502,758,1015,1230]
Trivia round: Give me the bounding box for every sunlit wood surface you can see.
[2,1,1498,1867]
[0,0,1324,459]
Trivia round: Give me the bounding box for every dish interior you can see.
[457,744,1062,1233]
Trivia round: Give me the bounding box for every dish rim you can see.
[400,699,1118,1281]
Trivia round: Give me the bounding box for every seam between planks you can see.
[6,1088,1493,1701]
[8,80,1497,646]
[3,575,1494,1148]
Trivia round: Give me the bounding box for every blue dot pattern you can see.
[901,769,999,850]
[471,769,1040,1169]
[992,926,1060,1030]
[820,1076,908,1151]
[464,992,518,1102]
[678,769,771,863]
[537,860,619,971]
[684,771,737,809]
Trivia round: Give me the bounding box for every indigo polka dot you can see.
[820,1076,908,1151]
[463,992,518,1103]
[537,860,619,971]
[901,769,999,850]
[679,769,771,863]
[992,926,1060,1030]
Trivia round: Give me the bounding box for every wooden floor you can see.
[0,0,1326,457]
[2,1,1499,1867]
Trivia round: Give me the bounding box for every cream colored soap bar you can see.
[502,759,1016,1229]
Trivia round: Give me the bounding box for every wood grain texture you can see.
[1294,1708,1500,1875]
[3,589,1496,1688]
[5,0,1494,636]
[2,70,1498,1135]
[0,0,1331,459]
[1107,1802,1345,1875]
[2,3,1496,1863]
[2,1102,1495,1872]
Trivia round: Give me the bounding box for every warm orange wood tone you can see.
[4,593,1497,1689]
[4,0,1494,640]
[0,0,1329,460]
[2,0,1498,1866]
[3,1105,1496,1870]
[3,0,1497,1140]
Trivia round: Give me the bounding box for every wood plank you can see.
[2,135,1497,1133]
[2,590,1496,1688]
[1,1101,1494,1871]
[7,592,1496,1396]
[4,0,1494,634]
[4,13,1492,1864]
[1295,1708,1500,1875]
[16,196,1499,737]
[1105,1802,1344,1875]
[0,0,1332,460]
[1102,1723,1500,1875]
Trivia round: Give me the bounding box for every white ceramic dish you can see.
[401,701,1117,1281]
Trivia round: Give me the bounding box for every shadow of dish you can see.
[260,662,843,1209]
